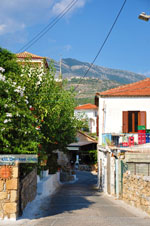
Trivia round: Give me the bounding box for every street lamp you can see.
[138,12,150,22]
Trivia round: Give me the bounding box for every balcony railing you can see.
[102,132,150,148]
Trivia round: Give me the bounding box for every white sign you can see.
[0,154,38,165]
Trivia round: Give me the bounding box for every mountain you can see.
[47,57,146,105]
[50,58,145,83]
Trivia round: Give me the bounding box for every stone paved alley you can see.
[1,171,150,226]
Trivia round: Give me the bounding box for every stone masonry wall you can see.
[78,164,98,172]
[0,164,19,219]
[123,172,150,215]
[20,168,37,214]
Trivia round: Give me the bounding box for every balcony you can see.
[102,131,150,148]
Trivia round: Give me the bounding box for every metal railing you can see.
[102,133,150,147]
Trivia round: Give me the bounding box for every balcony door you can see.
[122,111,146,133]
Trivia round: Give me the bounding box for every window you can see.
[122,111,146,133]
[128,111,138,133]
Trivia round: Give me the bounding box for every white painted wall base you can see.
[37,172,61,197]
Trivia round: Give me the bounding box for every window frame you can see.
[122,111,146,133]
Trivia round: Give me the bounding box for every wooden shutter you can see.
[122,111,128,133]
[138,111,146,127]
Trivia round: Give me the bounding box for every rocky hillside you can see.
[51,58,145,84]
[47,57,146,105]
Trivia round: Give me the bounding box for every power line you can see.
[17,0,78,53]
[74,0,127,92]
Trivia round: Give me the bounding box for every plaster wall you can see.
[98,96,150,145]
[75,109,97,133]
[37,172,60,198]
[100,152,107,193]
[17,58,44,67]
[75,109,97,118]
[110,157,115,195]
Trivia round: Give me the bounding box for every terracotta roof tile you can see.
[96,78,150,97]
[78,131,98,143]
[75,103,98,110]
[16,51,45,59]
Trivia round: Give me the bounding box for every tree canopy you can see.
[0,47,21,76]
[0,47,85,156]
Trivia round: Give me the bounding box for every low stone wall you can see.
[60,171,75,182]
[0,165,19,219]
[78,164,97,172]
[20,168,37,214]
[123,172,150,214]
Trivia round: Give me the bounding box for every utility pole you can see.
[59,56,62,81]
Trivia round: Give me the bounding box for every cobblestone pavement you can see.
[1,171,150,226]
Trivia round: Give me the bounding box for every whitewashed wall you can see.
[98,96,150,145]
[17,58,45,66]
[37,172,60,198]
[110,157,115,195]
[75,109,97,133]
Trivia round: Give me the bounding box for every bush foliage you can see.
[0,47,86,158]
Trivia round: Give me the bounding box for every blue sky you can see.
[0,0,150,76]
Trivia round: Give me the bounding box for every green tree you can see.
[0,47,86,162]
[30,66,78,154]
[0,47,21,76]
[0,48,40,154]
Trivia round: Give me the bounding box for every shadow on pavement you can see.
[43,171,99,217]
[18,171,100,221]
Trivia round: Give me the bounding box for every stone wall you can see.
[123,172,150,214]
[0,165,19,219]
[60,171,75,182]
[78,164,97,172]
[20,168,37,214]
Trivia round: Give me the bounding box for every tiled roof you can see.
[96,78,150,97]
[16,51,45,59]
[78,131,98,143]
[75,103,98,110]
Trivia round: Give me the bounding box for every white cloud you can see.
[0,0,54,13]
[64,44,72,52]
[0,24,6,34]
[48,38,57,43]
[0,19,25,35]
[0,0,54,35]
[140,71,150,77]
[52,0,88,16]
[0,0,89,35]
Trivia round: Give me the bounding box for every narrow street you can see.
[19,171,150,226]
[1,171,150,226]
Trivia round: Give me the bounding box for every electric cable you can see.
[73,0,127,92]
[17,0,78,53]
[16,0,127,99]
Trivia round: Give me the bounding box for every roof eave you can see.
[17,56,44,60]
[75,107,97,110]
[95,94,150,98]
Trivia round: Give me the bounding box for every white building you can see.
[95,78,150,195]
[75,103,98,133]
[95,78,150,146]
[16,51,48,70]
